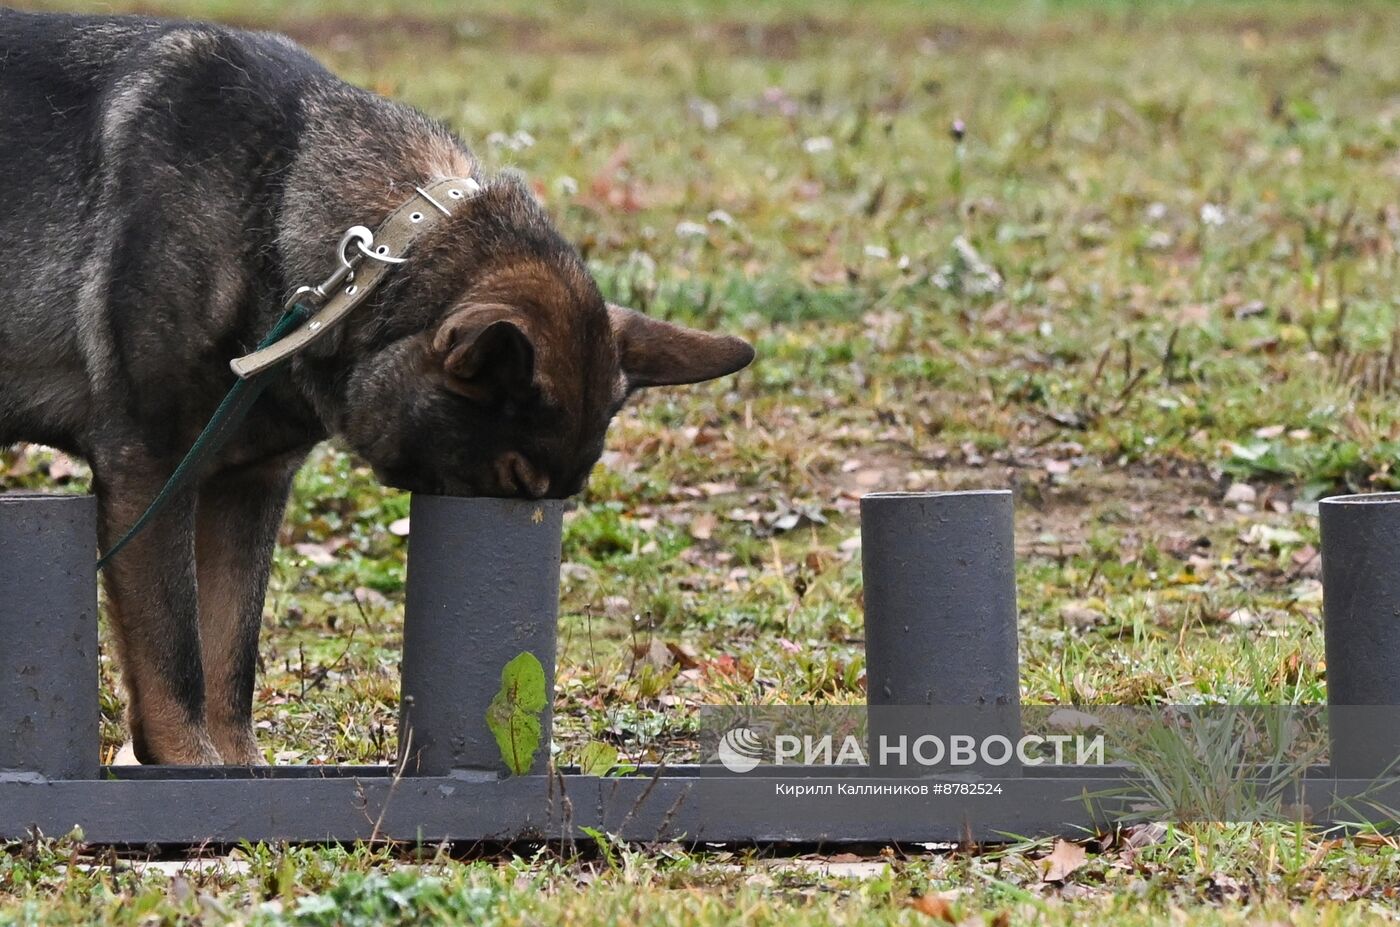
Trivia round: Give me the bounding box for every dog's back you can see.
[0,10,323,453]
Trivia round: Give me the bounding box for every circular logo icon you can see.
[717,726,764,773]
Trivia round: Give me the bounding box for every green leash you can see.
[96,304,312,571]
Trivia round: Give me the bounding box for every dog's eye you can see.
[500,398,520,418]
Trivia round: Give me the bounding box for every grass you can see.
[5,0,1400,922]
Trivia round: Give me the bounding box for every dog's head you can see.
[339,176,753,499]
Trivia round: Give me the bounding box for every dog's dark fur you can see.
[0,9,753,764]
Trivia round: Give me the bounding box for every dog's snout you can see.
[497,452,550,499]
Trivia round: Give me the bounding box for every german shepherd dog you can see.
[0,10,754,764]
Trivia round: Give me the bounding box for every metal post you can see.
[861,490,1021,773]
[0,492,99,780]
[398,495,564,777]
[1319,492,1400,779]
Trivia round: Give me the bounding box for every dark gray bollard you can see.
[1319,492,1400,779]
[398,495,564,777]
[861,490,1022,772]
[0,492,100,780]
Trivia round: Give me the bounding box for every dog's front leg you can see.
[196,453,305,764]
[95,468,221,765]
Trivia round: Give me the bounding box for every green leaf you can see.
[485,651,548,775]
[576,741,638,777]
[578,741,619,776]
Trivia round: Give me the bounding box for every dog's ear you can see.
[608,304,754,391]
[433,304,536,401]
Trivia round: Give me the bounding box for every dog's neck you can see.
[275,87,478,297]
[268,87,479,434]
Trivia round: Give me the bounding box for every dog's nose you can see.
[497,452,550,499]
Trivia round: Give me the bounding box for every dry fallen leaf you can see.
[909,894,957,923]
[47,453,80,481]
[854,468,885,488]
[1039,839,1087,883]
[1124,821,1168,849]
[1223,482,1257,505]
[696,481,738,497]
[353,586,389,609]
[603,595,633,617]
[701,654,753,681]
[690,512,718,541]
[1059,603,1105,630]
[665,641,702,670]
[293,542,337,567]
[1176,303,1211,325]
[1205,871,1248,902]
[634,638,674,671]
[1046,707,1103,732]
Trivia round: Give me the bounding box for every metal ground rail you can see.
[3,489,1399,845]
[8,765,1400,845]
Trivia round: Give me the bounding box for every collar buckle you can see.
[233,176,477,380]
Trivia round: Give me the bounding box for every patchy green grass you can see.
[5,0,1400,923]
